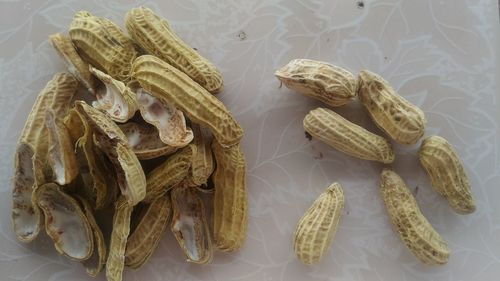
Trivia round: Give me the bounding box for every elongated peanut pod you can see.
[358,70,426,145]
[125,196,171,268]
[419,136,476,214]
[106,197,133,281]
[294,182,344,265]
[125,7,223,93]
[212,141,247,252]
[380,169,450,265]
[275,59,357,107]
[304,107,394,163]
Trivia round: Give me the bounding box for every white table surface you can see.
[0,0,499,280]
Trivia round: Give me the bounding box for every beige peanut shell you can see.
[275,59,357,107]
[304,107,395,163]
[419,135,476,214]
[125,6,223,93]
[358,70,427,145]
[380,169,450,265]
[293,182,344,265]
[212,141,248,252]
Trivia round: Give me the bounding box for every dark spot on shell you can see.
[356,1,365,9]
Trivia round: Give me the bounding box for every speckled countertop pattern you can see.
[0,1,499,280]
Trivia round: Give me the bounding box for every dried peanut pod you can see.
[69,11,137,81]
[46,110,79,185]
[358,70,427,145]
[187,123,215,186]
[65,109,117,209]
[74,195,107,277]
[143,144,195,202]
[90,66,138,122]
[125,7,223,93]
[212,141,247,252]
[49,33,97,94]
[75,101,146,206]
[34,183,94,261]
[12,73,77,242]
[106,196,133,281]
[131,55,243,147]
[304,107,394,163]
[380,169,450,265]
[119,121,178,160]
[419,136,476,214]
[275,59,357,107]
[132,83,193,147]
[293,182,344,265]
[125,196,171,268]
[171,182,213,264]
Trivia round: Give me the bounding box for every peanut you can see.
[275,59,357,107]
[358,70,426,145]
[143,144,195,203]
[380,169,450,265]
[293,182,344,265]
[419,136,476,214]
[125,195,171,268]
[304,107,395,163]
[212,141,248,252]
[125,7,223,93]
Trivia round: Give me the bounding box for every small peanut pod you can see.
[358,70,426,145]
[293,182,344,265]
[143,144,195,203]
[380,169,450,265]
[125,7,223,93]
[275,59,357,107]
[49,33,97,94]
[212,141,248,252]
[106,196,133,281]
[131,55,243,147]
[171,182,213,264]
[419,136,476,214]
[12,73,78,243]
[69,11,137,81]
[125,195,171,269]
[304,107,395,163]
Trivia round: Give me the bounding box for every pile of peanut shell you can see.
[275,59,476,265]
[11,6,247,281]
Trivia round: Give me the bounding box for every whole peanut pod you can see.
[380,169,450,265]
[358,70,426,145]
[275,59,357,107]
[304,107,394,163]
[419,136,476,214]
[126,7,223,93]
[293,182,344,265]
